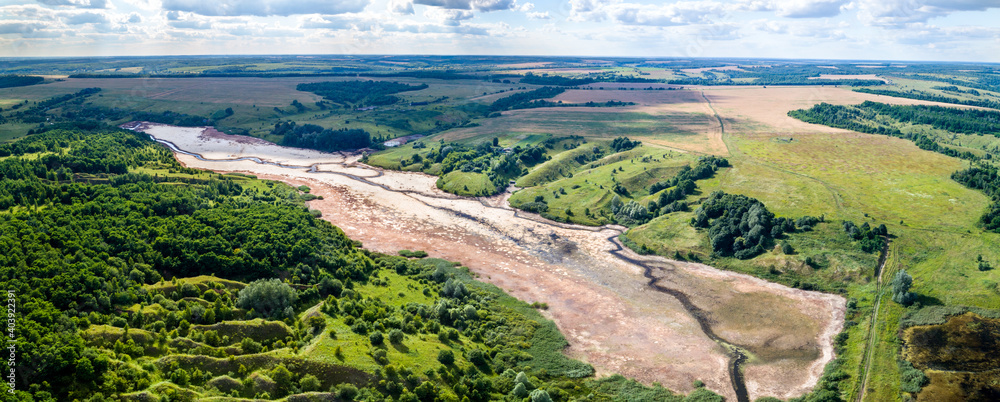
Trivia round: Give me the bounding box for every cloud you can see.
[414,0,473,9]
[1,5,59,19]
[389,0,415,14]
[776,0,847,18]
[160,0,370,17]
[425,8,475,25]
[527,11,550,19]
[857,0,1000,26]
[570,0,726,26]
[36,0,108,9]
[472,0,516,11]
[64,11,110,24]
[0,22,47,34]
[735,0,848,18]
[169,20,213,29]
[300,15,379,31]
[413,0,516,11]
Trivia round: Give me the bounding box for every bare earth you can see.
[699,86,980,135]
[134,123,846,401]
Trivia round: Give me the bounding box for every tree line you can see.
[271,121,376,152]
[0,74,44,89]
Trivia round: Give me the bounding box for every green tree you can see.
[437,349,455,365]
[300,374,321,392]
[236,279,298,319]
[891,269,916,306]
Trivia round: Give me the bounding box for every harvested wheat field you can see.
[135,123,846,401]
[699,86,979,135]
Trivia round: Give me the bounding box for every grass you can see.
[628,216,878,292]
[144,275,247,295]
[437,171,495,196]
[192,319,294,344]
[510,146,694,224]
[356,270,436,308]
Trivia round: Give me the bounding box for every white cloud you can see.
[570,1,727,26]
[413,0,516,11]
[414,0,474,9]
[36,0,108,9]
[424,7,475,25]
[169,19,212,29]
[857,0,1000,26]
[735,0,848,18]
[64,11,110,24]
[776,0,847,18]
[160,0,370,17]
[0,22,47,34]
[389,0,415,14]
[527,11,550,19]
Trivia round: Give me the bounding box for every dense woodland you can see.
[488,87,566,112]
[518,73,595,87]
[271,121,376,152]
[0,75,44,89]
[1,127,729,401]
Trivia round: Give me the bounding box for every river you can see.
[132,122,845,401]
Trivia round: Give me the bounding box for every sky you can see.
[0,0,999,62]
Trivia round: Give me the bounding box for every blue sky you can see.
[1,0,998,61]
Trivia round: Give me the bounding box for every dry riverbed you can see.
[133,122,845,401]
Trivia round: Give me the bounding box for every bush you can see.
[389,329,404,344]
[437,349,455,365]
[899,360,928,393]
[337,383,359,400]
[399,250,429,258]
[300,374,321,392]
[891,270,916,306]
[318,277,343,297]
[237,279,298,319]
[369,331,384,346]
[530,389,553,402]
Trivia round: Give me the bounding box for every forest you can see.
[0,75,44,89]
[1,127,726,401]
[488,87,566,112]
[272,121,376,152]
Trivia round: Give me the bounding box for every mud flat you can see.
[134,122,845,401]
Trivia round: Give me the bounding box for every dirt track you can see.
[136,123,845,401]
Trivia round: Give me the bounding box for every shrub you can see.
[236,279,298,319]
[389,329,404,344]
[369,331,384,346]
[892,270,916,306]
[300,374,321,392]
[337,383,359,400]
[437,349,455,365]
